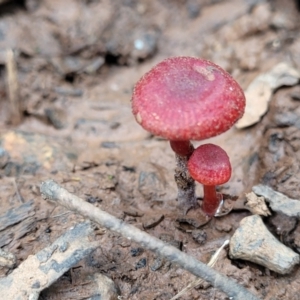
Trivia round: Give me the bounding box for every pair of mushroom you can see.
[132,57,245,216]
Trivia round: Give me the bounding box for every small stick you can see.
[11,177,24,203]
[170,240,229,300]
[6,49,22,125]
[40,180,260,300]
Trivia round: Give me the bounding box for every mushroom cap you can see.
[188,143,231,186]
[132,56,245,141]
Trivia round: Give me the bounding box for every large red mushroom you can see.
[132,56,245,213]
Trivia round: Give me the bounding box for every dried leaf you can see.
[245,191,271,216]
[236,63,300,129]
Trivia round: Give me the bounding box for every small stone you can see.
[130,247,144,257]
[215,222,232,233]
[191,230,207,245]
[135,257,147,269]
[0,248,16,268]
[92,273,119,300]
[86,195,102,204]
[253,185,300,217]
[150,256,164,271]
[245,191,271,216]
[131,30,158,61]
[44,107,67,129]
[229,215,299,274]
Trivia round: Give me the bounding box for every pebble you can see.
[229,215,299,274]
[253,185,300,217]
[44,107,67,129]
[130,247,144,257]
[191,229,207,245]
[135,257,147,269]
[131,30,158,61]
[215,222,232,233]
[0,248,16,268]
[92,273,119,300]
[150,256,164,271]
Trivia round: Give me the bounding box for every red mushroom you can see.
[131,56,245,213]
[188,143,232,216]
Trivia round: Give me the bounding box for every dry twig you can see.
[6,49,22,125]
[11,177,25,203]
[40,180,260,300]
[170,240,229,300]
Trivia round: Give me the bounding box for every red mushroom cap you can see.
[132,56,245,141]
[187,143,231,186]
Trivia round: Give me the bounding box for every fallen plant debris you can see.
[40,179,260,300]
[236,62,300,129]
[0,199,35,231]
[0,221,100,299]
[245,191,271,217]
[6,49,22,126]
[170,239,229,300]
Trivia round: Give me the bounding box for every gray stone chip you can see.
[229,215,299,274]
[253,184,300,217]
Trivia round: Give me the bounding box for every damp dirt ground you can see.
[0,0,300,299]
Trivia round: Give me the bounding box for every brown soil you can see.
[0,0,300,299]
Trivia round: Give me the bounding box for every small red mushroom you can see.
[188,143,232,216]
[131,56,245,213]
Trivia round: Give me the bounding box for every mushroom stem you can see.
[170,140,194,157]
[202,185,223,216]
[170,140,197,214]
